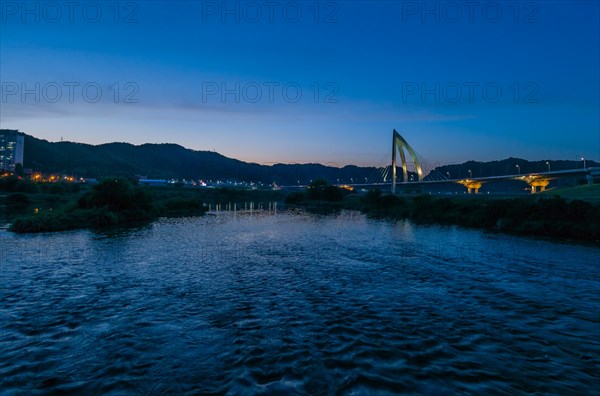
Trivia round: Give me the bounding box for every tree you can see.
[307,178,343,202]
[78,178,155,213]
[307,178,327,200]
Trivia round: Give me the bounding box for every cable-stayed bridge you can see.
[288,130,600,194]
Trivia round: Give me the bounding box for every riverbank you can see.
[4,177,600,242]
[5,179,202,233]
[3,177,291,233]
[285,183,600,243]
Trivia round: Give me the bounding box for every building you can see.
[0,129,25,172]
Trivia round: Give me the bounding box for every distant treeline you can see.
[362,190,600,242]
[285,180,600,242]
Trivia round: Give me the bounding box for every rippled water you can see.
[1,209,599,394]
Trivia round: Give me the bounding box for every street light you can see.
[581,157,586,169]
[446,171,450,179]
[337,178,340,185]
[516,164,520,174]
[468,169,472,178]
[364,177,367,184]
[546,161,550,172]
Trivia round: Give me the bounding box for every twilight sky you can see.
[1,1,599,167]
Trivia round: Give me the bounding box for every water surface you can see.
[1,209,599,394]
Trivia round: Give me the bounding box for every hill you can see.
[18,132,380,185]
[7,130,598,186]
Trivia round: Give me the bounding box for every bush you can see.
[79,178,135,211]
[306,179,343,202]
[567,200,593,222]
[85,208,120,228]
[6,192,30,205]
[78,178,155,213]
[285,192,305,204]
[379,194,405,208]
[363,189,382,205]
[14,180,40,193]
[307,179,328,200]
[0,176,19,192]
[9,210,78,233]
[49,183,66,194]
[322,185,343,202]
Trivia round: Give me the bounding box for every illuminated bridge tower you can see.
[391,129,423,194]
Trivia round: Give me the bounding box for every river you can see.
[1,208,599,394]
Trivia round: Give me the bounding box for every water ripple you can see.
[1,210,599,394]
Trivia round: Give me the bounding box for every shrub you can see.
[306,179,343,202]
[322,185,343,202]
[78,178,155,213]
[6,193,30,204]
[49,183,66,194]
[363,189,382,205]
[567,200,593,222]
[0,177,19,192]
[378,194,404,208]
[285,192,305,204]
[14,180,40,193]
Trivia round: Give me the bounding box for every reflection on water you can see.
[206,201,279,213]
[1,209,599,394]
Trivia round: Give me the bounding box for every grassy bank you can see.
[4,178,287,233]
[5,176,600,242]
[7,179,208,233]
[286,181,600,243]
[362,194,600,241]
[542,184,600,204]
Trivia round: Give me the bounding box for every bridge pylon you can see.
[391,130,423,194]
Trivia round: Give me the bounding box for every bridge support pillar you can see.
[516,175,552,194]
[457,180,483,194]
[527,179,550,194]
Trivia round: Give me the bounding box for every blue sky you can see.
[1,0,598,166]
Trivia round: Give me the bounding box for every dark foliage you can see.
[6,193,30,205]
[9,178,207,233]
[285,192,306,204]
[306,179,344,202]
[367,194,600,241]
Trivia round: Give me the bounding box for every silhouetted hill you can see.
[10,130,598,185]
[19,132,380,185]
